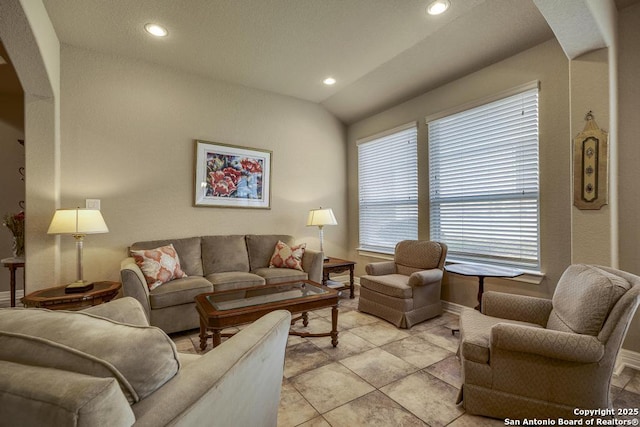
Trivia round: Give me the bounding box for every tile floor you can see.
[171,287,640,427]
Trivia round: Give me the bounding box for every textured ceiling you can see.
[40,0,561,123]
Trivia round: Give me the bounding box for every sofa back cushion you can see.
[247,235,296,269]
[131,236,203,277]
[547,264,631,336]
[394,240,445,276]
[202,235,250,275]
[0,308,180,404]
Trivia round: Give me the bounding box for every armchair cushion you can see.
[0,308,180,404]
[460,307,542,364]
[360,274,412,298]
[547,264,631,335]
[395,240,444,275]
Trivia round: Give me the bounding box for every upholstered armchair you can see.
[358,240,448,328]
[458,264,640,420]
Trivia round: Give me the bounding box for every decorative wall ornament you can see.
[573,111,608,210]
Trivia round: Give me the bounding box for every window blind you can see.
[358,124,418,254]
[428,87,539,269]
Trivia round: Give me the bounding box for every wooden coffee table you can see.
[21,281,122,310]
[195,280,339,349]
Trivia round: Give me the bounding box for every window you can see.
[428,85,539,270]
[358,123,418,254]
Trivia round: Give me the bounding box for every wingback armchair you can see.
[358,240,448,328]
[458,264,640,420]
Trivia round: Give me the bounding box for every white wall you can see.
[56,45,347,284]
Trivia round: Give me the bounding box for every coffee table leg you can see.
[199,318,207,351]
[302,312,309,327]
[331,305,339,347]
[212,329,222,348]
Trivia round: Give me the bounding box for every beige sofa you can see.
[0,297,291,426]
[458,264,640,419]
[120,234,323,333]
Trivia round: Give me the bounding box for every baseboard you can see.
[614,349,640,374]
[0,289,24,308]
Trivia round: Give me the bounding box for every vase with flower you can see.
[3,211,25,258]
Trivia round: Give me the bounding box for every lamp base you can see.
[65,280,94,294]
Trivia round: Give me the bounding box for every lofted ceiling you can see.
[18,0,636,124]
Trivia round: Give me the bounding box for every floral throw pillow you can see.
[131,244,187,291]
[269,241,306,271]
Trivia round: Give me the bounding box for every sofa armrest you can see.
[408,269,443,286]
[491,323,604,363]
[302,249,323,283]
[82,297,150,327]
[365,261,395,276]
[120,258,151,320]
[131,310,291,427]
[482,291,553,327]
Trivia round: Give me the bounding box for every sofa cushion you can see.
[131,244,188,290]
[269,240,306,271]
[148,276,213,309]
[547,264,631,336]
[246,234,295,269]
[202,235,250,275]
[206,271,265,291]
[252,267,308,284]
[0,360,135,426]
[0,308,180,404]
[131,236,203,277]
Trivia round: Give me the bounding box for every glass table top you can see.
[206,281,329,311]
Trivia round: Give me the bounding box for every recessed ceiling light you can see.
[323,77,336,86]
[144,23,168,37]
[427,0,450,15]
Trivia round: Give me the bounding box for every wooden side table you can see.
[2,257,25,307]
[21,281,121,310]
[322,257,356,299]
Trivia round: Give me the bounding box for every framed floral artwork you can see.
[194,140,272,209]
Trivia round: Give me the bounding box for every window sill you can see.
[356,249,394,261]
[444,259,546,285]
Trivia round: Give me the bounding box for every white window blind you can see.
[428,87,539,269]
[358,124,418,254]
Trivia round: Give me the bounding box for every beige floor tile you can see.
[625,370,640,395]
[336,310,379,330]
[323,390,427,426]
[447,413,505,426]
[612,366,634,389]
[312,331,377,361]
[291,362,375,414]
[381,371,464,427]
[382,335,454,369]
[349,321,410,346]
[340,347,418,388]
[415,325,460,353]
[290,316,334,335]
[424,355,463,389]
[612,388,640,420]
[295,416,331,427]
[277,382,319,427]
[284,341,333,379]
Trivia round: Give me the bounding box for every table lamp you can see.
[47,208,109,293]
[306,207,337,261]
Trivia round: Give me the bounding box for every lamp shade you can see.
[306,208,337,227]
[47,208,109,235]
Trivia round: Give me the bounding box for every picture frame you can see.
[194,140,272,209]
